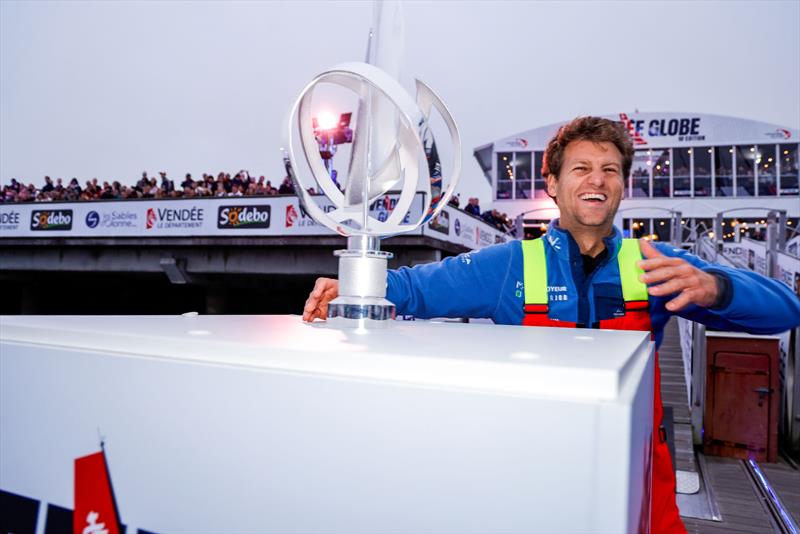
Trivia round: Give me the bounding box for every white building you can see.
[474,112,799,242]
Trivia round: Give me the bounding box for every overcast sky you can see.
[2,0,798,202]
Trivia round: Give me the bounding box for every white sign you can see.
[0,196,424,238]
[777,251,800,295]
[738,238,768,275]
[423,205,509,249]
[494,112,799,152]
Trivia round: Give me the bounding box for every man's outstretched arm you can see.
[640,239,800,334]
[302,242,517,323]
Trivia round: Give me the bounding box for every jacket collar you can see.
[544,219,623,261]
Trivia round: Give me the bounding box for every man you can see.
[464,197,481,216]
[302,117,800,533]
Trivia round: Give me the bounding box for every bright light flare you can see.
[316,111,338,130]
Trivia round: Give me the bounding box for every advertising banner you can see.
[495,112,798,152]
[738,238,768,276]
[281,194,425,237]
[0,195,424,239]
[422,205,509,249]
[1,196,507,251]
[724,239,799,293]
[777,251,800,296]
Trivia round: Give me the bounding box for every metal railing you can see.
[686,209,800,455]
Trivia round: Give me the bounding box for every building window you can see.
[496,152,513,200]
[534,152,548,198]
[735,145,755,196]
[694,147,712,197]
[627,219,650,239]
[779,143,798,196]
[756,144,777,196]
[653,149,670,197]
[514,152,532,199]
[673,148,691,197]
[715,146,733,196]
[654,218,672,242]
[631,150,651,197]
[522,219,550,240]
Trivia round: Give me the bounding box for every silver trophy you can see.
[282,35,461,328]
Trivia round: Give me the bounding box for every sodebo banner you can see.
[30,209,73,231]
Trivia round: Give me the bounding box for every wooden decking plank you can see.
[659,317,696,474]
[680,455,778,533]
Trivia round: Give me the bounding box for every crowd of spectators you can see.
[444,194,509,231]
[480,208,514,234]
[1,171,507,230]
[1,171,300,203]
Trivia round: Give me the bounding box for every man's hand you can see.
[302,277,339,322]
[637,239,720,312]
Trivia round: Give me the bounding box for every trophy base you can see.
[327,296,396,329]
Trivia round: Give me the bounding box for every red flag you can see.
[74,450,121,534]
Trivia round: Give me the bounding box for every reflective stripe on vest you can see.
[521,237,649,313]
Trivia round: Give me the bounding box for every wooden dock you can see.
[660,318,800,533]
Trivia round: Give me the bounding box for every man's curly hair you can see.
[542,116,634,181]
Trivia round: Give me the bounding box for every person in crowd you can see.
[41,176,54,193]
[464,197,481,216]
[160,172,174,194]
[448,193,460,208]
[100,182,116,200]
[278,176,295,195]
[16,187,32,202]
[302,116,800,534]
[142,182,155,199]
[231,172,243,192]
[68,178,81,195]
[180,173,194,190]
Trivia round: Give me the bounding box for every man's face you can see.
[546,140,624,234]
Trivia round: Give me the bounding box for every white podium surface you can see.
[0,315,654,533]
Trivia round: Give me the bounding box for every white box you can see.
[0,315,654,533]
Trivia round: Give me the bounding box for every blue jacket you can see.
[387,221,800,349]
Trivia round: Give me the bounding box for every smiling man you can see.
[303,116,800,533]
